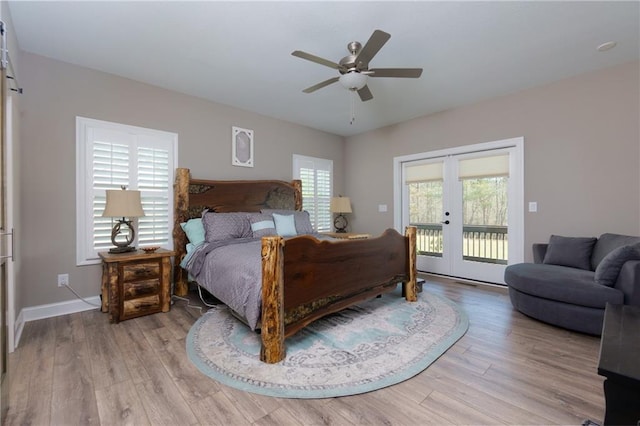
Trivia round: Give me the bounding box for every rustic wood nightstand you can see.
[99,248,174,323]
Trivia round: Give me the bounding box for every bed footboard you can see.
[260,226,417,363]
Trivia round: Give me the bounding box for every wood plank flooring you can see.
[5,276,605,425]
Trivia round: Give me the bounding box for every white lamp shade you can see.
[330,196,352,213]
[339,72,368,90]
[102,189,145,217]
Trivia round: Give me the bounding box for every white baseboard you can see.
[22,296,101,322]
[13,309,25,351]
[14,296,101,348]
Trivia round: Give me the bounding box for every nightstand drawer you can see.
[123,279,160,300]
[122,262,160,281]
[122,295,161,319]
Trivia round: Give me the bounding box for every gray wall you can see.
[19,52,344,309]
[16,51,640,311]
[344,61,640,261]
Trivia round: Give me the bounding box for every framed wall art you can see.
[232,126,254,167]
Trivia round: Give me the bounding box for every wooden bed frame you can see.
[173,168,417,363]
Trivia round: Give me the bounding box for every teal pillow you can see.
[261,209,315,234]
[272,213,297,237]
[180,218,205,245]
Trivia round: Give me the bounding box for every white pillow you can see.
[272,213,297,237]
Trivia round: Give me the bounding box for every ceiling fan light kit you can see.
[292,29,423,123]
[339,72,368,90]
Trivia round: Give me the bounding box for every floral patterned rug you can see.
[186,287,468,398]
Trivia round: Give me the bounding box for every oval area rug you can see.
[186,287,468,398]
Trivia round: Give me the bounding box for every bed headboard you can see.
[172,167,302,295]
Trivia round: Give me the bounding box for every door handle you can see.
[441,220,450,225]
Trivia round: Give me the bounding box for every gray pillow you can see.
[261,209,315,235]
[594,244,640,286]
[591,233,640,270]
[202,212,252,242]
[248,213,277,238]
[542,235,597,270]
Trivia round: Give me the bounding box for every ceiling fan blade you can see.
[302,77,339,93]
[292,50,344,71]
[354,30,391,68]
[357,85,373,102]
[369,68,423,78]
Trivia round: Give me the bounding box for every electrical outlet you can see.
[58,273,69,288]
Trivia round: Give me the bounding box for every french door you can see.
[395,138,523,284]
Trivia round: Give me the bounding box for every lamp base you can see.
[334,214,348,233]
[110,219,137,254]
[109,246,136,254]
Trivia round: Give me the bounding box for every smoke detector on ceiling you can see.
[596,41,617,52]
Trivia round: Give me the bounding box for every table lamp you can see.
[330,196,352,233]
[102,187,145,253]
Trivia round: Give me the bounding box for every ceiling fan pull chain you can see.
[350,90,356,125]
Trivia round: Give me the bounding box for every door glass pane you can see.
[461,176,508,264]
[408,180,444,257]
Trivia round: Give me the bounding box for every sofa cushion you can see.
[594,244,640,286]
[504,263,623,308]
[543,235,597,270]
[532,243,548,264]
[509,288,606,335]
[615,260,640,305]
[591,233,640,270]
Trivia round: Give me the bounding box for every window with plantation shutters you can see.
[137,142,172,247]
[293,154,333,232]
[76,117,177,265]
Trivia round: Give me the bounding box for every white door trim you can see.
[5,94,15,352]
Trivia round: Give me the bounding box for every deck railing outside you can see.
[411,223,508,264]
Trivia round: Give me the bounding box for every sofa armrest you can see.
[532,243,548,264]
[614,260,640,306]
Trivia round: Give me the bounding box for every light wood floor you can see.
[6,276,605,425]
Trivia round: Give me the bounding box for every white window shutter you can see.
[315,168,332,232]
[137,144,171,247]
[293,154,333,233]
[91,132,132,254]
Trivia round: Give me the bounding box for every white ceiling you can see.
[8,1,640,137]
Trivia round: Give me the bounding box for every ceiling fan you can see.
[292,29,423,102]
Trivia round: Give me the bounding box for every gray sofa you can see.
[504,233,640,335]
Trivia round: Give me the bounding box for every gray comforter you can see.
[184,234,336,330]
[185,238,263,329]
